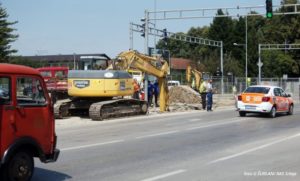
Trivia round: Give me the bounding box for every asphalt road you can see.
[33,105,300,181]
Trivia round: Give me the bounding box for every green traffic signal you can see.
[267,12,273,18]
[266,0,273,18]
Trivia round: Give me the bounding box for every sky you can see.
[1,0,281,58]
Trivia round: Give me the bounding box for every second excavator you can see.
[55,50,169,120]
[186,65,202,90]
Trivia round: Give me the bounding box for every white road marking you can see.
[138,118,251,139]
[185,118,250,131]
[189,118,202,122]
[61,140,124,151]
[208,132,300,164]
[136,130,180,139]
[141,169,186,181]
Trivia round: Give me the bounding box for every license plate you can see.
[120,81,125,91]
[245,105,256,110]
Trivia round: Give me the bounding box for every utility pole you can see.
[73,53,76,70]
[245,15,248,88]
[144,10,149,102]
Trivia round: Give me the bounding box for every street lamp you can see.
[233,42,248,88]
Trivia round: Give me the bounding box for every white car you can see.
[237,85,294,118]
[167,80,180,87]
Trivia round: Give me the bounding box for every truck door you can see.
[0,76,15,155]
[14,76,53,152]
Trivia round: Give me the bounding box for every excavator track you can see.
[54,98,148,120]
[54,100,71,119]
[89,99,148,121]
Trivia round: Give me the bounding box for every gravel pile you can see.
[169,85,201,104]
[164,85,203,112]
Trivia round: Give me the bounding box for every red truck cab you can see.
[0,64,59,180]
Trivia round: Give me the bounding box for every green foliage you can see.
[156,2,300,78]
[9,56,46,68]
[0,4,18,62]
[262,51,299,77]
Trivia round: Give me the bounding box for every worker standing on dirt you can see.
[133,79,140,100]
[206,79,213,111]
[199,79,208,110]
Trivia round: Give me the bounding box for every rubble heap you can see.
[168,85,201,104]
[166,85,202,111]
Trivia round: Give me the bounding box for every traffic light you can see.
[162,28,168,45]
[141,23,145,37]
[163,28,168,40]
[266,0,273,18]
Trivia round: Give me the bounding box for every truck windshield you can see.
[17,77,46,106]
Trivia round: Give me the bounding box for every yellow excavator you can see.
[55,50,169,120]
[186,65,202,90]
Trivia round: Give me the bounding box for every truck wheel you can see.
[1,149,34,181]
[269,106,276,118]
[239,111,246,117]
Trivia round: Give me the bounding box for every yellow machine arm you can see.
[186,65,202,90]
[115,50,169,112]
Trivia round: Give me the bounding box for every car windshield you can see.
[244,87,270,94]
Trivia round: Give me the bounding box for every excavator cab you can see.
[78,55,110,70]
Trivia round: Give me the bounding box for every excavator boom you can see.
[115,50,169,112]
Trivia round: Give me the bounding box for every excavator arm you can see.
[186,65,202,90]
[186,65,192,87]
[114,50,169,112]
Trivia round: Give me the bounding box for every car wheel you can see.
[239,111,246,117]
[287,104,293,115]
[1,149,34,181]
[269,106,276,118]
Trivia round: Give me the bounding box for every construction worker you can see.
[206,79,213,111]
[133,79,140,100]
[147,80,154,106]
[199,79,208,110]
[153,80,159,107]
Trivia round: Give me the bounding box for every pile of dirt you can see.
[168,85,201,104]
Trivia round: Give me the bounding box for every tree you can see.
[0,4,18,62]
[262,50,299,77]
[9,56,46,68]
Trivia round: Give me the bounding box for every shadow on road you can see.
[238,112,292,118]
[32,167,72,181]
